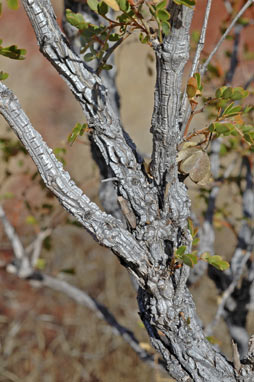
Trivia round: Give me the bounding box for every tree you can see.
[0,0,254,381]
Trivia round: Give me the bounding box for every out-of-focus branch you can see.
[0,205,31,277]
[0,204,166,373]
[200,0,254,75]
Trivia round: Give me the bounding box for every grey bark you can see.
[0,0,253,380]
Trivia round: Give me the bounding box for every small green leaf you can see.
[87,0,99,11]
[139,33,149,44]
[26,215,38,225]
[176,245,186,256]
[65,9,87,30]
[118,0,129,11]
[194,72,202,91]
[173,0,196,7]
[109,33,120,41]
[192,237,200,246]
[161,21,170,36]
[156,0,167,9]
[0,71,8,80]
[7,0,18,10]
[101,64,113,71]
[222,87,233,99]
[60,268,76,275]
[156,9,170,22]
[84,52,95,62]
[98,1,108,15]
[182,253,198,267]
[36,258,46,270]
[231,87,249,100]
[222,103,241,117]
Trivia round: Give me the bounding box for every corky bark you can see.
[0,0,254,380]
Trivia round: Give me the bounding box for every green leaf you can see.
[68,123,87,145]
[65,9,87,30]
[60,268,76,275]
[156,9,170,22]
[98,1,108,15]
[109,33,120,41]
[156,0,167,9]
[200,253,229,271]
[192,237,200,246]
[6,0,18,10]
[36,258,46,270]
[101,64,113,71]
[173,0,196,8]
[0,44,26,60]
[215,86,227,98]
[0,3,2,16]
[118,0,129,12]
[26,215,38,225]
[194,72,202,91]
[84,52,95,62]
[222,102,241,117]
[161,21,170,36]
[139,33,149,44]
[176,245,186,256]
[0,71,8,80]
[222,87,233,99]
[231,87,249,100]
[87,0,99,12]
[182,253,198,267]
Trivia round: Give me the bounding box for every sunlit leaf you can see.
[6,0,18,10]
[103,0,120,11]
[0,71,8,80]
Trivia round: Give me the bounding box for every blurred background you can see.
[0,0,254,381]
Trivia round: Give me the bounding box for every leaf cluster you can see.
[174,220,229,271]
[66,0,186,72]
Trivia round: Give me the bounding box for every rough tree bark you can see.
[0,0,254,381]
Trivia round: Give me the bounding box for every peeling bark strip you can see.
[0,0,253,381]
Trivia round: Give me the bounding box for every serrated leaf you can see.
[7,0,18,10]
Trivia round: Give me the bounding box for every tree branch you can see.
[0,81,149,283]
[21,0,159,227]
[200,0,254,75]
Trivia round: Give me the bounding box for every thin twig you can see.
[0,204,31,277]
[201,0,254,75]
[190,0,213,76]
